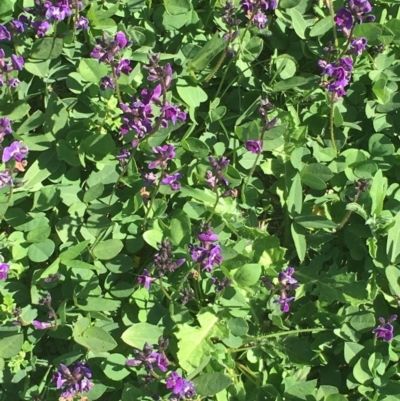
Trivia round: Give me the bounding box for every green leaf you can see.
[102,353,131,381]
[121,323,163,349]
[294,215,336,229]
[164,0,191,15]
[78,59,109,83]
[350,312,375,332]
[26,226,51,243]
[30,38,63,59]
[77,298,121,311]
[279,0,301,8]
[387,214,400,263]
[188,34,226,72]
[353,357,372,384]
[143,229,164,249]
[93,239,124,260]
[176,310,224,371]
[23,149,61,190]
[193,372,232,396]
[0,0,15,18]
[369,170,387,217]
[326,395,348,401]
[177,80,208,109]
[290,8,307,39]
[310,17,332,37]
[0,99,31,120]
[24,60,50,78]
[287,173,302,216]
[386,265,400,297]
[227,318,248,336]
[80,327,117,352]
[28,239,55,262]
[344,342,365,365]
[368,134,395,157]
[182,138,210,158]
[0,334,23,359]
[291,223,306,262]
[59,241,90,261]
[242,36,263,62]
[301,163,333,190]
[83,183,105,203]
[234,264,262,286]
[273,76,318,92]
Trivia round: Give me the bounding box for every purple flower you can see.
[273,293,295,312]
[44,1,72,21]
[115,59,132,77]
[32,320,52,330]
[137,269,157,290]
[0,170,12,188]
[211,276,232,292]
[8,77,20,88]
[0,263,10,280]
[166,371,196,399]
[76,16,89,30]
[198,230,218,243]
[335,8,354,35]
[53,361,93,398]
[319,57,353,99]
[100,76,115,91]
[44,273,62,283]
[253,12,267,29]
[11,55,24,71]
[0,25,11,41]
[116,148,130,165]
[10,19,26,33]
[153,239,185,277]
[349,37,367,55]
[245,139,262,154]
[32,20,51,37]
[278,267,299,289]
[205,156,230,189]
[373,315,397,342]
[162,103,187,126]
[144,54,173,88]
[2,141,29,163]
[148,144,176,169]
[91,31,131,64]
[142,172,157,186]
[126,341,169,372]
[222,2,242,28]
[161,172,182,191]
[0,118,12,142]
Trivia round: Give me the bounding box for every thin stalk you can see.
[159,278,172,300]
[142,168,164,229]
[73,0,79,39]
[329,92,337,154]
[111,62,122,104]
[334,187,362,232]
[229,327,328,352]
[206,190,221,223]
[326,0,338,48]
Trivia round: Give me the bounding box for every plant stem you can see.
[329,92,337,154]
[206,190,220,223]
[229,327,328,352]
[142,168,164,229]
[334,186,362,232]
[326,0,338,48]
[111,62,122,104]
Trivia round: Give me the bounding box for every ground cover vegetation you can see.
[0,0,399,400]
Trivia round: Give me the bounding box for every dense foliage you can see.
[0,0,400,400]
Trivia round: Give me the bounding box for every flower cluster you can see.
[262,267,299,312]
[334,0,374,38]
[126,338,170,373]
[318,57,353,100]
[0,0,88,39]
[188,223,223,272]
[0,262,10,280]
[0,119,29,189]
[137,269,157,290]
[241,0,277,29]
[166,371,196,400]
[0,50,24,88]
[221,2,241,57]
[205,156,230,190]
[153,239,185,277]
[120,55,186,142]
[211,276,232,292]
[245,98,278,154]
[53,361,93,399]
[144,144,182,191]
[373,315,397,342]
[32,292,57,330]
